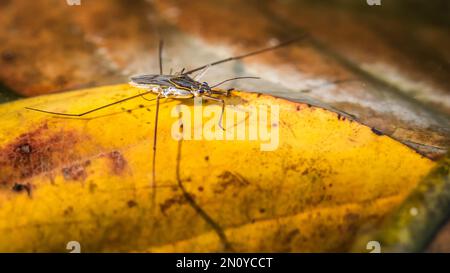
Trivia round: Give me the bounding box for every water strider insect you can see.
[25,37,304,201]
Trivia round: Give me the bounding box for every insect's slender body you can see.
[129,74,210,99]
[129,71,258,133]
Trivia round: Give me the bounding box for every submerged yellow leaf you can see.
[0,84,435,252]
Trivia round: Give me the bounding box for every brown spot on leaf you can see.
[89,182,97,193]
[12,182,31,196]
[214,171,249,194]
[344,213,360,222]
[127,200,137,208]
[62,160,90,181]
[54,75,68,87]
[0,123,80,187]
[284,229,300,244]
[107,151,127,174]
[63,206,74,216]
[1,50,17,63]
[160,194,188,215]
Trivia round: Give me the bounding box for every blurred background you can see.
[0,0,449,251]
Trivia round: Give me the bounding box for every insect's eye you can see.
[201,82,210,92]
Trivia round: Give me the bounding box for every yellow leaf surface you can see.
[0,84,436,252]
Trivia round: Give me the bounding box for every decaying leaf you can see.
[351,153,450,252]
[0,84,436,252]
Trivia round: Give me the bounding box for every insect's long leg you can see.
[203,95,225,131]
[182,36,305,75]
[151,93,161,204]
[25,91,156,117]
[151,39,164,206]
[159,39,164,75]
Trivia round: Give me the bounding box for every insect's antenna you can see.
[182,35,306,75]
[210,76,260,89]
[158,39,164,75]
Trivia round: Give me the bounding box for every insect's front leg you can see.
[211,88,233,97]
[203,95,226,130]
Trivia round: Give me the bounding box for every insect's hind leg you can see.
[25,91,155,117]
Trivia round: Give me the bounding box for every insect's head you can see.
[192,82,211,97]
